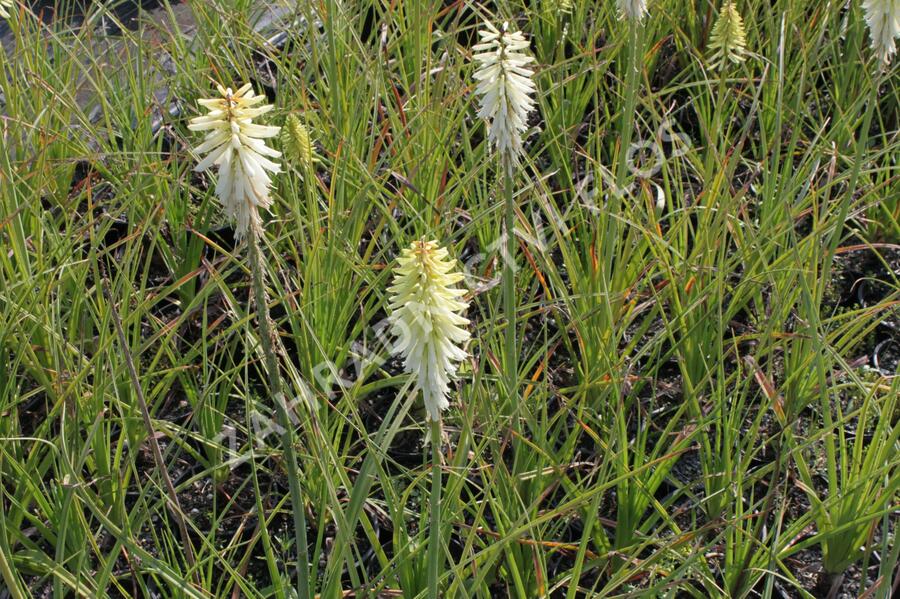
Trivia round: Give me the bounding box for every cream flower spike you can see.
[708,2,749,70]
[388,240,471,421]
[473,21,537,174]
[863,0,900,67]
[617,0,648,22]
[188,83,281,239]
[0,0,12,19]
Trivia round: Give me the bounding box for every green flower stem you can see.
[503,160,518,406]
[427,418,443,598]
[248,231,311,599]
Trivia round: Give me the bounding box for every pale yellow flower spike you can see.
[709,2,749,71]
[388,240,471,421]
[0,0,13,19]
[188,83,282,240]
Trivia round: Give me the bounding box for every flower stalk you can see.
[190,84,310,598]
[388,240,469,598]
[248,233,312,599]
[502,163,517,401]
[473,21,536,406]
[427,418,443,599]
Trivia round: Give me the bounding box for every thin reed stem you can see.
[247,231,311,599]
[427,419,443,598]
[503,160,517,406]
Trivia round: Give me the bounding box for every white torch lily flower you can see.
[863,0,900,66]
[708,2,749,70]
[617,0,648,22]
[188,83,281,239]
[0,0,12,19]
[388,240,470,421]
[473,21,537,174]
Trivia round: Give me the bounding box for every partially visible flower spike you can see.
[280,114,319,172]
[617,0,648,22]
[188,83,281,239]
[473,21,537,174]
[0,0,12,19]
[709,2,749,70]
[863,0,900,67]
[388,240,470,421]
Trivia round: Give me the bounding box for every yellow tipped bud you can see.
[280,114,319,172]
[709,2,749,71]
[557,0,574,13]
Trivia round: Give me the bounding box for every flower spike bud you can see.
[388,240,471,421]
[189,83,281,239]
[473,21,537,174]
[708,2,749,70]
[0,0,12,19]
[617,0,648,22]
[863,0,900,67]
[280,114,319,172]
